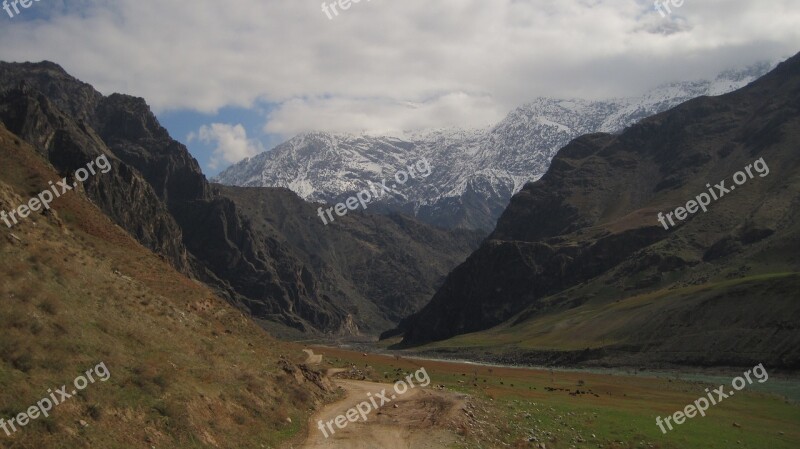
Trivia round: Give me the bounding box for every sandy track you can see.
[303,349,323,365]
[297,379,463,449]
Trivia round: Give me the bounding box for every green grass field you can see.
[317,347,800,449]
[417,272,800,353]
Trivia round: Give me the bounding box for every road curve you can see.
[297,379,462,449]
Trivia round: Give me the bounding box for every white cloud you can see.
[264,92,504,137]
[0,0,798,136]
[188,124,262,170]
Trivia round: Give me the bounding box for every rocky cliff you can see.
[0,61,479,335]
[395,53,800,368]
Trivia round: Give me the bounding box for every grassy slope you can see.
[318,347,800,449]
[0,125,332,448]
[422,272,800,353]
[408,166,800,365]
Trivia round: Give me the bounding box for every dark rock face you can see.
[219,186,482,333]
[398,52,800,349]
[93,94,209,204]
[0,74,335,332]
[398,225,665,343]
[0,61,479,335]
[0,64,351,333]
[0,85,193,273]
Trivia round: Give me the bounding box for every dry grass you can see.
[0,125,336,448]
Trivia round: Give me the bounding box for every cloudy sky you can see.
[0,0,798,175]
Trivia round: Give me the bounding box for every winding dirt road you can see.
[295,350,464,449]
[303,349,323,364]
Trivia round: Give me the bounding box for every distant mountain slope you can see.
[0,61,479,336]
[215,62,776,231]
[0,123,335,448]
[218,185,482,335]
[392,53,800,368]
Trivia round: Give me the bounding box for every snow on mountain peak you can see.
[214,61,776,230]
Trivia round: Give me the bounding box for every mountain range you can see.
[215,62,776,231]
[391,53,800,368]
[1,55,797,369]
[0,61,480,337]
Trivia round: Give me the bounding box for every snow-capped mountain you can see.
[214,62,775,231]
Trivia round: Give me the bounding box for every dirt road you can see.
[297,379,464,449]
[303,349,323,365]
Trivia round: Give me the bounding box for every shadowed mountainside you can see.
[218,185,482,334]
[393,52,800,368]
[0,61,480,336]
